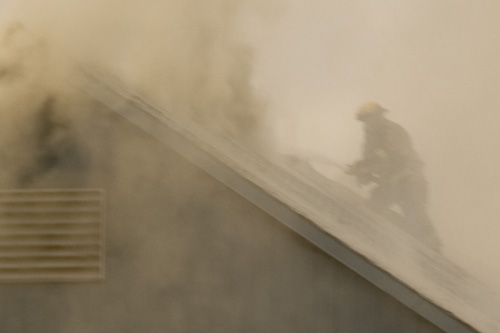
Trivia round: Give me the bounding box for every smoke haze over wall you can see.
[0,19,87,187]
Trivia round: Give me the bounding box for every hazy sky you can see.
[249,0,500,285]
[0,1,11,11]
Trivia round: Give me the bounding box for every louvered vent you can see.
[0,189,105,283]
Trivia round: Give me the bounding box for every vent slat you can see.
[0,189,105,283]
[0,202,102,209]
[0,217,100,224]
[0,237,99,243]
[0,255,100,262]
[0,243,100,252]
[0,207,101,219]
[0,220,100,227]
[0,225,100,235]
[0,266,101,274]
[0,230,100,235]
[0,239,100,246]
[0,261,101,269]
[0,198,101,204]
[0,230,100,236]
[0,189,102,198]
[0,274,103,283]
[0,199,100,205]
[0,250,101,258]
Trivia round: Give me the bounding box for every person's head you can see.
[356,102,387,122]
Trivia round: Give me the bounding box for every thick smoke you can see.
[4,0,268,138]
[0,0,280,187]
[0,20,89,188]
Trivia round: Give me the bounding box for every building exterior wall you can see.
[0,102,443,332]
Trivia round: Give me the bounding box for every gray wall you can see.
[0,99,443,332]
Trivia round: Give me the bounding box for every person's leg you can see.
[368,183,395,216]
[399,176,441,251]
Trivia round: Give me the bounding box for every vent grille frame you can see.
[0,189,105,283]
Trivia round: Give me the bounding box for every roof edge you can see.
[80,71,478,333]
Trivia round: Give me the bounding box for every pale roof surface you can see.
[82,71,497,333]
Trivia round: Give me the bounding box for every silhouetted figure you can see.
[18,97,89,187]
[347,102,441,251]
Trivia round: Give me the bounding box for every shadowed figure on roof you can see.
[18,96,89,187]
[347,102,441,251]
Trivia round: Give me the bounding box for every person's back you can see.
[364,116,423,179]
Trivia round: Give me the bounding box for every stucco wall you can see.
[0,102,443,332]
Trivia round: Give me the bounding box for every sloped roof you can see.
[81,70,497,333]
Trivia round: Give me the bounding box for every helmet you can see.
[356,102,387,121]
